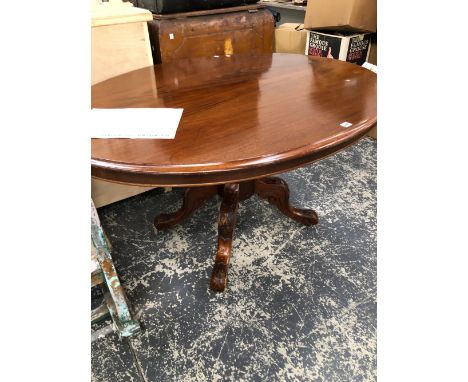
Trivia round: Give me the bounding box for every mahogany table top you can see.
[91,53,376,186]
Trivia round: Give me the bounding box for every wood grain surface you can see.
[148,7,274,64]
[91,53,376,186]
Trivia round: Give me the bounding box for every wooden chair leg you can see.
[92,200,140,338]
[210,183,240,292]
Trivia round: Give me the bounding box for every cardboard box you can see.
[275,23,308,54]
[305,30,371,66]
[367,126,377,139]
[91,1,153,85]
[91,0,155,207]
[304,0,377,33]
[368,41,377,65]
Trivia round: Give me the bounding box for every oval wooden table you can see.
[92,53,377,292]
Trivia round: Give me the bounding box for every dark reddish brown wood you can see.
[148,6,274,64]
[140,1,260,15]
[210,183,240,292]
[254,177,318,225]
[217,181,255,201]
[153,177,317,291]
[91,53,377,292]
[154,186,217,229]
[150,4,263,18]
[91,53,377,187]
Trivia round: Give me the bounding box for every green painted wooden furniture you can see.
[91,200,140,338]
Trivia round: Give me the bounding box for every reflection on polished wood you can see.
[92,53,376,187]
[91,53,376,292]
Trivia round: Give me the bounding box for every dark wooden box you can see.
[147,5,274,64]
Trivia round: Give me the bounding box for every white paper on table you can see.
[90,108,183,139]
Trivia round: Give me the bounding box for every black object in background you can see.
[135,0,259,14]
[266,8,281,27]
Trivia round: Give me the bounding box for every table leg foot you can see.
[210,183,239,292]
[154,186,217,230]
[210,262,228,292]
[255,177,318,226]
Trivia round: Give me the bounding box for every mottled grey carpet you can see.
[91,137,377,382]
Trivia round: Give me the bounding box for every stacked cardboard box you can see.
[275,23,308,54]
[274,0,377,65]
[368,35,377,65]
[303,0,376,64]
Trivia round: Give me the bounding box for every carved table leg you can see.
[254,177,318,226]
[154,186,218,230]
[210,183,240,292]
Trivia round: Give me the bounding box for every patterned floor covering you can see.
[91,137,377,382]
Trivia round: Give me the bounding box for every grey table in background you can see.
[260,0,306,26]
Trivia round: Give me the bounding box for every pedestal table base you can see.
[154,177,318,292]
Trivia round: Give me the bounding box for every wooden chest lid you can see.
[152,4,265,20]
